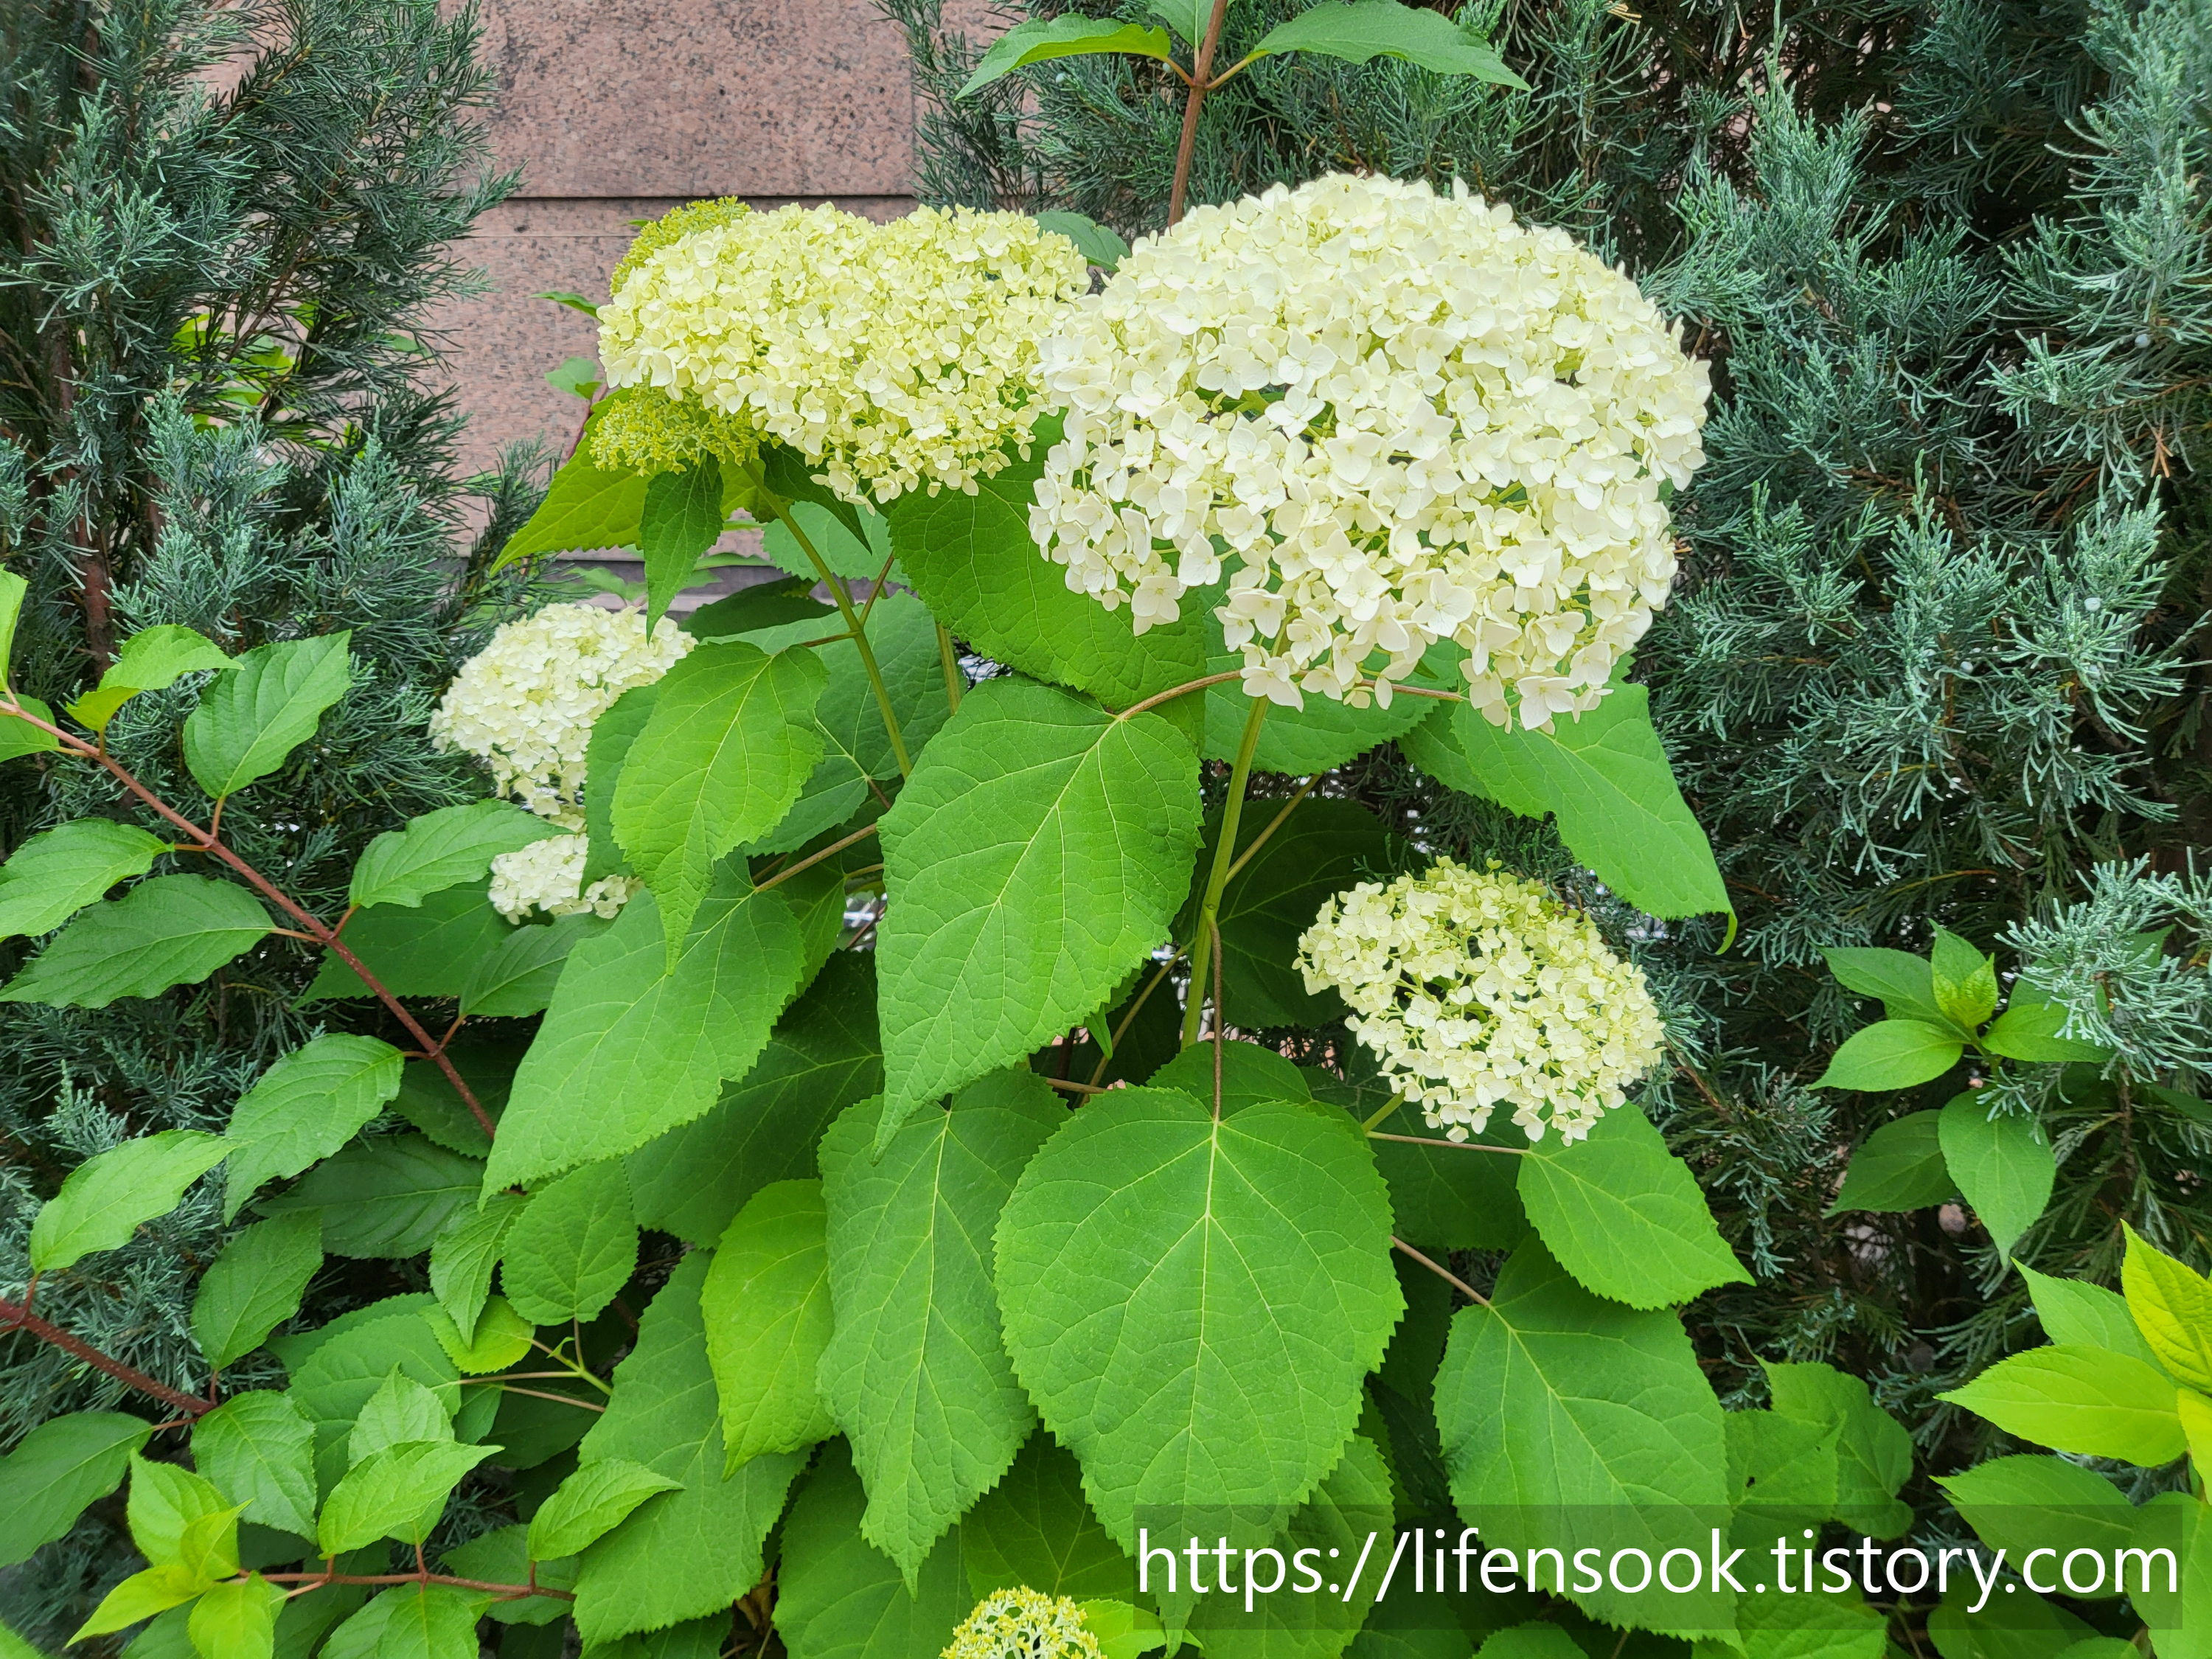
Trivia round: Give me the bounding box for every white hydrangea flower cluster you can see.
[1297,858,1665,1142]
[430,602,692,920]
[1029,173,1711,726]
[597,202,1090,506]
[943,1588,1101,1659]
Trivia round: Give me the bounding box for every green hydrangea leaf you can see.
[1248,0,1527,86]
[191,1391,319,1540]
[626,951,881,1245]
[1149,1037,1311,1118]
[439,1523,579,1626]
[1340,1092,1528,1251]
[191,1211,324,1369]
[702,1179,838,1469]
[1433,1239,1731,1636]
[1731,1585,1886,1659]
[1937,1095,2055,1254]
[1446,686,1728,920]
[258,1135,483,1260]
[0,875,271,1009]
[961,1432,1138,1603]
[1820,947,1948,1027]
[349,1372,455,1462]
[611,640,827,954]
[1982,982,2113,1062]
[2121,1223,2212,1392]
[884,422,1210,714]
[0,818,170,942]
[221,1033,405,1221]
[1514,1106,1750,1309]
[1761,1361,1913,1539]
[1929,925,2000,1029]
[1201,625,1459,776]
[572,1255,807,1646]
[459,910,616,1018]
[187,1574,283,1659]
[818,1074,1061,1580]
[123,1453,232,1569]
[489,863,836,1192]
[181,633,352,799]
[284,1302,460,1487]
[323,1584,489,1659]
[877,678,1201,1138]
[349,801,562,911]
[65,624,231,733]
[2017,1263,2161,1366]
[639,456,727,629]
[1812,1019,1964,1091]
[495,442,649,571]
[957,15,1175,97]
[771,1440,970,1659]
[996,1087,1402,1549]
[428,1192,528,1343]
[318,1440,499,1554]
[301,883,510,1002]
[1826,1111,1956,1214]
[501,1158,639,1326]
[69,1566,206,1644]
[526,1458,683,1562]
[0,1413,155,1568]
[28,1130,230,1272]
[0,692,62,763]
[1936,1455,2138,1569]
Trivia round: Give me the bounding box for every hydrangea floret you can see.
[1029,173,1711,726]
[943,1588,1102,1659]
[596,201,1090,505]
[429,602,692,919]
[1297,858,1666,1142]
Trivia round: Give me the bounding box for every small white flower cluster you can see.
[943,1588,1101,1659]
[1297,858,1665,1142]
[1029,173,1710,726]
[430,603,692,920]
[597,202,1090,506]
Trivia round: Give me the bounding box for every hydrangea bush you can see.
[1,2,2202,1657]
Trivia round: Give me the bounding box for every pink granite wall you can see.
[441,0,934,478]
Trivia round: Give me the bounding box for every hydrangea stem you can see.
[1181,695,1268,1047]
[754,483,913,776]
[1167,0,1235,226]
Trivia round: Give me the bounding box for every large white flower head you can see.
[486,835,639,922]
[597,202,1091,506]
[430,602,692,827]
[944,1588,1101,1659]
[1298,858,1665,1142]
[1029,173,1711,726]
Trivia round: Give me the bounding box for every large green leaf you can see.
[877,678,1200,1138]
[501,1158,639,1326]
[181,634,352,799]
[458,910,614,1018]
[1514,1107,1749,1309]
[640,457,727,628]
[0,819,169,942]
[1826,1111,1955,1214]
[1762,1362,1913,1540]
[1307,1073,1526,1251]
[428,1192,528,1343]
[0,874,271,1008]
[1180,796,1402,1028]
[301,883,510,1001]
[1813,1019,1964,1091]
[1444,686,1726,919]
[961,1432,1138,1602]
[28,1130,230,1272]
[585,682,658,883]
[996,1086,1402,1547]
[884,423,1209,713]
[222,1033,405,1220]
[702,1178,838,1469]
[1249,0,1526,85]
[495,440,649,570]
[1150,1037,1312,1117]
[2122,1225,2212,1392]
[321,1584,487,1659]
[1820,947,1947,1026]
[1732,1587,1887,1659]
[283,1301,460,1486]
[191,1391,319,1539]
[772,1441,970,1659]
[818,1075,1062,1580]
[957,14,1177,97]
[260,1136,483,1259]
[1433,1239,1731,1635]
[349,801,561,910]
[1938,1096,2055,1254]
[319,1440,499,1554]
[65,624,232,732]
[191,1211,324,1369]
[1937,1455,2138,1577]
[612,640,827,952]
[0,1413,154,1568]
[486,863,831,1191]
[2017,1263,2161,1367]
[626,950,882,1245]
[1982,983,2112,1062]
[525,1459,683,1561]
[0,693,60,763]
[572,1255,807,1646]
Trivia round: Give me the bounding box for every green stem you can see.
[753,477,912,777]
[1181,696,1269,1047]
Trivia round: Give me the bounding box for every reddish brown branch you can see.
[0,1295,211,1416]
[1167,0,1235,226]
[258,1568,574,1603]
[0,695,496,1140]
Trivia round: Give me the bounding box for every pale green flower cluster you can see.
[597,201,1089,505]
[1297,858,1666,1142]
[943,1589,1101,1659]
[1029,173,1710,726]
[429,602,692,919]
